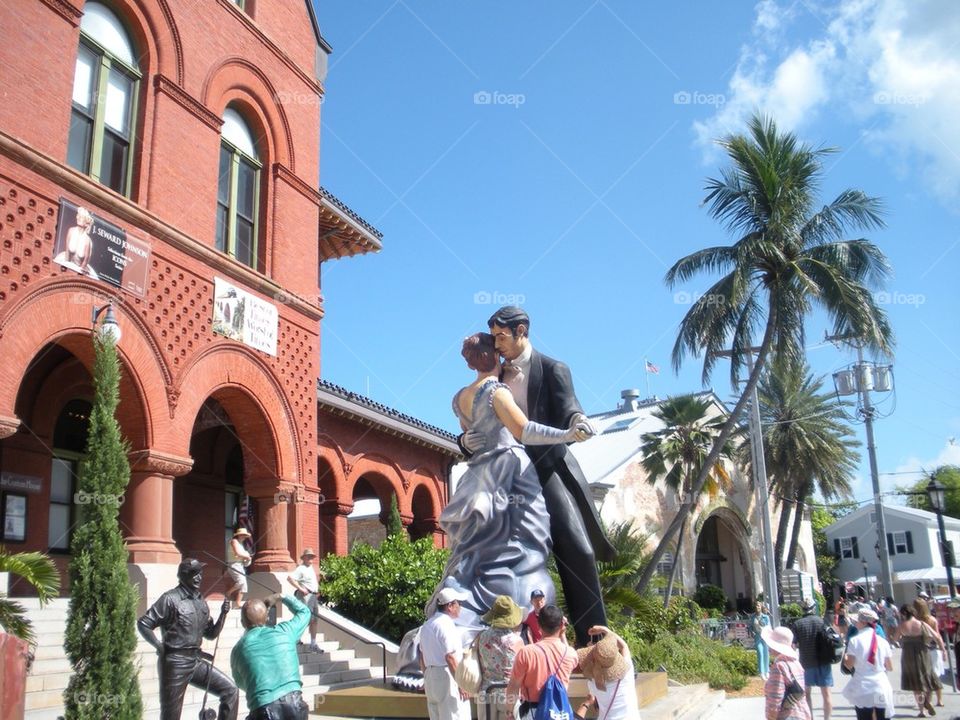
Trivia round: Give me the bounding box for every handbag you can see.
[454,635,482,695]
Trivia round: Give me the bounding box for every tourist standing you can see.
[287,548,323,652]
[841,607,893,720]
[914,597,946,709]
[753,601,772,680]
[231,593,312,719]
[791,599,832,720]
[895,603,946,717]
[477,595,525,720]
[421,588,471,720]
[505,605,577,720]
[761,625,811,720]
[575,625,640,720]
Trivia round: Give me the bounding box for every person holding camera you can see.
[575,625,638,720]
[231,592,312,720]
[504,605,577,720]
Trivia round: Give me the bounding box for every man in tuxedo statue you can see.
[470,306,614,645]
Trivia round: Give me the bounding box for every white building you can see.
[569,389,818,612]
[824,503,960,604]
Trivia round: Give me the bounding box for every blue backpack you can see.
[534,646,574,720]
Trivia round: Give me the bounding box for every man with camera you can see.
[231,592,313,720]
[504,605,577,720]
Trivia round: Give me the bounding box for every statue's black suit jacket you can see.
[508,350,616,563]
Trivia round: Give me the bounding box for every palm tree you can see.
[636,114,894,594]
[746,358,860,584]
[0,548,60,643]
[640,395,732,606]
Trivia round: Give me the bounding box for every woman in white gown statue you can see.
[395,333,584,684]
[428,332,584,624]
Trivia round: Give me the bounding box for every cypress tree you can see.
[385,493,405,538]
[63,333,143,719]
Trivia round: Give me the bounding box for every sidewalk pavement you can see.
[721,646,960,718]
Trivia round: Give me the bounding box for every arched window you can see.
[216,108,261,268]
[68,2,140,196]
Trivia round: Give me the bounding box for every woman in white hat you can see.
[227,526,252,608]
[575,625,639,720]
[761,625,811,720]
[842,607,894,720]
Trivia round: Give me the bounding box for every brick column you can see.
[319,499,353,556]
[122,450,192,563]
[247,477,296,570]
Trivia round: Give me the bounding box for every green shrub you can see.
[319,535,448,642]
[780,602,804,620]
[666,596,704,633]
[626,628,751,691]
[693,584,728,613]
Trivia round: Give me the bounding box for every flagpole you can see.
[645,359,651,399]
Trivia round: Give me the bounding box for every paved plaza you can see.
[721,646,960,718]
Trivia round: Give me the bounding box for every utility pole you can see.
[828,334,895,600]
[713,348,780,627]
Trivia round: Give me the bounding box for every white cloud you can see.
[695,0,960,204]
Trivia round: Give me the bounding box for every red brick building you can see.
[0,0,458,600]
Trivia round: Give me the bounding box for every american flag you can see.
[238,495,256,554]
[645,360,660,375]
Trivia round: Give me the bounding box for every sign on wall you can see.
[212,277,278,356]
[53,198,151,296]
[0,472,42,494]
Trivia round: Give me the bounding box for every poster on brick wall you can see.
[53,198,151,296]
[212,277,278,356]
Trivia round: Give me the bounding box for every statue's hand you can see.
[570,413,597,441]
[461,429,487,453]
[264,593,284,609]
[220,598,231,615]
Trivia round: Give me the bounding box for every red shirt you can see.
[524,610,543,643]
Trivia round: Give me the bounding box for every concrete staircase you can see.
[20,598,384,719]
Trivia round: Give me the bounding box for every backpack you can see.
[534,645,574,720]
[816,624,844,665]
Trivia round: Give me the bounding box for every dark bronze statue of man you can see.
[137,558,239,720]
[464,306,615,646]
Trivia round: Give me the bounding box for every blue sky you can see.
[312,1,960,508]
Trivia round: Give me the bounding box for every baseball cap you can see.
[530,588,545,599]
[436,587,469,606]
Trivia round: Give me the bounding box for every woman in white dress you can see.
[842,607,894,720]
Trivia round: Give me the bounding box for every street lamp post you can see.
[927,477,956,599]
[861,558,869,599]
[829,337,895,600]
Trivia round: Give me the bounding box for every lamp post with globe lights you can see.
[828,334,895,600]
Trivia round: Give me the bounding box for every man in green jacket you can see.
[231,593,312,719]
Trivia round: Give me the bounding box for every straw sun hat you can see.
[576,635,629,689]
[761,625,799,660]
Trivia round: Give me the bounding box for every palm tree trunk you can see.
[663,515,687,608]
[773,493,793,594]
[785,485,809,570]
[637,309,779,595]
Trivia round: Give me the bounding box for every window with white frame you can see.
[216,108,261,269]
[68,2,140,196]
[840,537,855,558]
[893,531,909,554]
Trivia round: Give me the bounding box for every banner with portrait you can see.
[53,198,151,296]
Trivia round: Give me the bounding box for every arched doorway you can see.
[695,510,754,612]
[174,389,280,594]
